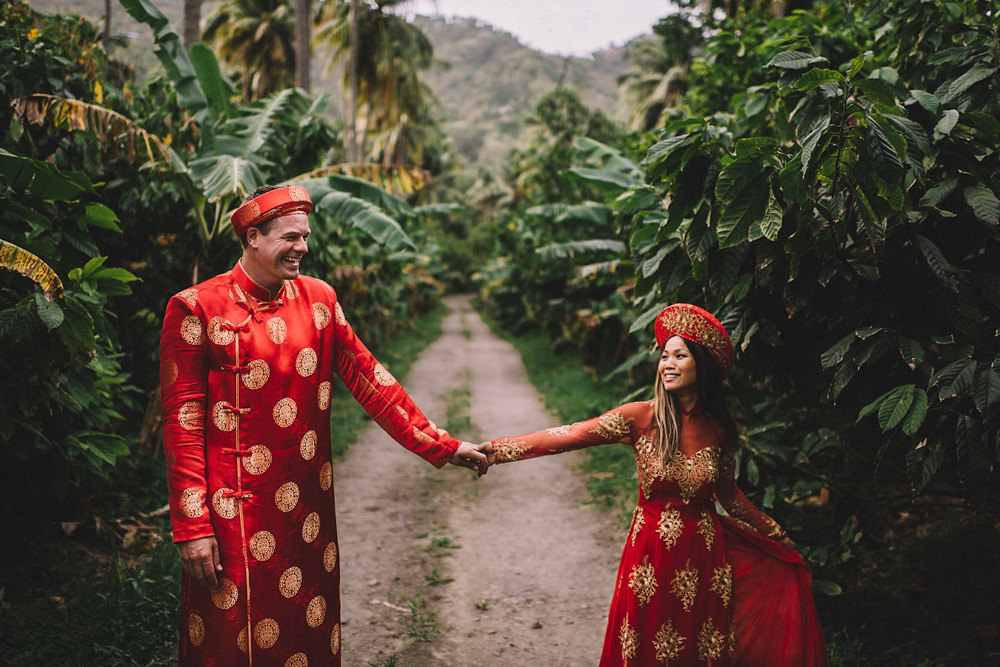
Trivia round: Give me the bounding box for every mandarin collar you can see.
[233,259,286,302]
[678,399,703,417]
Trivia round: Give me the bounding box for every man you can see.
[160,184,487,665]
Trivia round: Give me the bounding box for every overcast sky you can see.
[402,0,678,57]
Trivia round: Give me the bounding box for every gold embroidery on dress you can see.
[177,288,198,307]
[285,653,307,667]
[324,541,338,572]
[312,302,332,329]
[279,566,303,598]
[590,411,634,441]
[547,424,573,436]
[180,487,205,518]
[657,508,683,551]
[697,508,715,551]
[180,315,204,346]
[331,624,341,655]
[671,561,699,612]
[653,620,685,662]
[266,316,287,344]
[630,506,645,547]
[711,564,733,607]
[634,435,666,499]
[302,512,321,543]
[243,359,270,390]
[242,444,272,475]
[665,447,720,503]
[492,438,530,463]
[696,618,727,660]
[619,614,639,661]
[249,530,275,561]
[300,430,317,460]
[237,626,249,654]
[318,381,332,410]
[728,616,736,656]
[188,613,205,646]
[628,559,657,606]
[306,595,327,627]
[211,577,238,610]
[178,401,204,430]
[212,488,239,519]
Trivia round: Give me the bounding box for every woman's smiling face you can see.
[659,335,698,404]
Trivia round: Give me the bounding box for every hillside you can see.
[24,1,642,172]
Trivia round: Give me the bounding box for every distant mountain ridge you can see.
[26,1,641,172]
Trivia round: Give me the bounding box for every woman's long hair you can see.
[652,338,738,463]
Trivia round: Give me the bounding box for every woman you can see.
[483,304,827,666]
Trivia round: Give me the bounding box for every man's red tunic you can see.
[160,261,458,665]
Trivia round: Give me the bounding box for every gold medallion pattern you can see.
[331,624,341,655]
[180,487,205,518]
[334,302,347,325]
[230,283,248,305]
[180,315,204,346]
[373,363,396,386]
[697,618,728,660]
[178,401,205,430]
[296,348,318,377]
[630,506,646,547]
[237,626,249,653]
[628,561,657,606]
[266,316,287,344]
[275,482,300,512]
[243,359,270,390]
[633,435,666,499]
[306,595,326,627]
[208,316,236,346]
[177,288,198,306]
[212,401,237,432]
[697,508,716,550]
[279,566,303,598]
[711,564,734,607]
[412,426,434,443]
[212,488,239,519]
[243,444,272,475]
[589,411,634,441]
[395,405,409,421]
[302,512,321,543]
[250,530,276,561]
[319,462,333,491]
[654,620,685,662]
[318,382,331,410]
[324,541,338,572]
[285,653,308,667]
[619,614,639,661]
[254,618,280,649]
[300,430,317,460]
[188,613,205,646]
[671,562,699,612]
[492,438,530,463]
[211,577,239,610]
[161,359,178,388]
[312,303,332,329]
[658,508,683,550]
[273,397,297,427]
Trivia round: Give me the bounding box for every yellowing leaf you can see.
[0,238,64,301]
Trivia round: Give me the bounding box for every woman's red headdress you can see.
[654,303,734,377]
[230,185,313,236]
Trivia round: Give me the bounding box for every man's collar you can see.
[233,259,285,302]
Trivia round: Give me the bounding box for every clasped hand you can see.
[448,441,495,476]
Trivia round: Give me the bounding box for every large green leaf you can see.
[941,64,997,104]
[190,43,235,119]
[0,238,64,301]
[796,68,844,92]
[901,389,928,436]
[931,358,977,400]
[315,174,415,219]
[974,369,1000,416]
[715,169,768,248]
[877,384,915,431]
[535,239,626,261]
[963,184,1000,226]
[0,148,93,201]
[310,190,415,252]
[526,202,612,227]
[767,50,822,70]
[188,155,266,204]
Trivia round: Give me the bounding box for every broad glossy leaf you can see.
[919,177,958,208]
[931,358,976,400]
[934,109,959,139]
[33,292,64,330]
[910,90,940,115]
[800,115,831,175]
[629,301,669,334]
[878,384,915,431]
[535,239,625,261]
[570,167,641,189]
[821,332,855,370]
[963,183,1000,226]
[901,389,928,436]
[643,133,695,166]
[313,191,415,251]
[914,234,959,292]
[942,64,997,104]
[974,369,1000,415]
[0,148,92,201]
[767,50,817,70]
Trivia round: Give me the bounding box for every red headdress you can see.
[654,303,734,377]
[230,185,313,236]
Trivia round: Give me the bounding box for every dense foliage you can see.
[480,0,999,660]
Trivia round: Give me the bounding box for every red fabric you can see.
[230,185,313,236]
[160,261,459,666]
[490,401,827,666]
[654,304,734,377]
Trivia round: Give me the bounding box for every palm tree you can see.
[295,0,311,92]
[314,0,436,165]
[617,15,699,131]
[203,0,296,101]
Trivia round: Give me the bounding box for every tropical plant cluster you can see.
[477,0,998,659]
[0,0,452,527]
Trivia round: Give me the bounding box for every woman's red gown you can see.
[490,400,827,666]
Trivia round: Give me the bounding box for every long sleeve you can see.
[715,450,786,539]
[332,299,459,468]
[489,403,646,463]
[159,293,214,543]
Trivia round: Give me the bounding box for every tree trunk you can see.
[346,0,360,163]
[103,0,111,48]
[295,0,311,92]
[182,0,201,48]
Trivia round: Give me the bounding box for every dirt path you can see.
[335,294,622,666]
